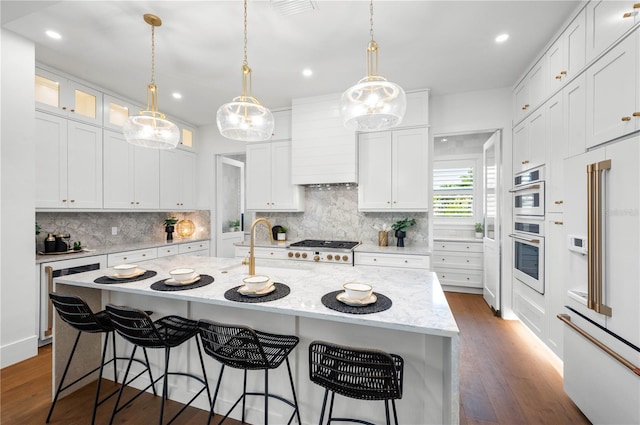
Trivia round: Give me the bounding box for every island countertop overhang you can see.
[54,255,459,338]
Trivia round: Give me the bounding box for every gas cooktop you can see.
[289,240,360,250]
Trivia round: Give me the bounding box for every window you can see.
[433,163,475,217]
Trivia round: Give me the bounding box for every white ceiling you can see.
[2,0,582,127]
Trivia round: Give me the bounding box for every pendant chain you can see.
[369,0,374,41]
[243,0,248,66]
[150,24,156,84]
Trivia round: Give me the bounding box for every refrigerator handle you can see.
[558,314,640,376]
[45,266,53,337]
[587,160,612,317]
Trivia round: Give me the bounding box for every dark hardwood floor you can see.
[0,293,590,424]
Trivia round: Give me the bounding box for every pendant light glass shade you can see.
[340,3,406,132]
[217,1,274,142]
[124,14,180,150]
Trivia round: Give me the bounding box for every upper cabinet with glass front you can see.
[35,67,103,126]
[103,94,142,131]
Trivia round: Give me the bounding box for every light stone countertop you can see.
[36,237,210,264]
[233,240,290,248]
[354,243,431,255]
[54,256,459,338]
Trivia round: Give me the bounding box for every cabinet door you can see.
[271,110,292,141]
[564,8,586,81]
[586,34,638,148]
[270,141,303,211]
[159,150,182,210]
[103,95,140,131]
[528,108,546,169]
[528,58,547,111]
[66,121,102,208]
[179,151,196,210]
[545,214,566,357]
[358,132,393,210]
[65,80,102,126]
[547,37,565,94]
[103,130,134,209]
[246,143,273,210]
[134,146,160,209]
[565,73,587,158]
[586,0,637,60]
[546,93,566,214]
[35,112,68,208]
[513,79,530,122]
[392,128,429,210]
[512,121,528,172]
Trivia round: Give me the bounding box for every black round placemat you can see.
[94,270,157,284]
[321,290,392,314]
[150,274,214,291]
[224,282,290,303]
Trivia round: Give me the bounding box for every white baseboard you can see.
[1,335,38,368]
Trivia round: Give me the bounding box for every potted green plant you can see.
[277,226,288,241]
[391,218,416,247]
[229,220,241,232]
[164,217,179,241]
[475,222,484,238]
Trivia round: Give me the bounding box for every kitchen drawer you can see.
[432,252,483,270]
[179,241,210,255]
[107,248,157,266]
[157,246,179,258]
[235,246,288,260]
[355,252,430,270]
[433,241,483,253]
[433,268,482,288]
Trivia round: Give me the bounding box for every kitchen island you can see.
[53,255,459,424]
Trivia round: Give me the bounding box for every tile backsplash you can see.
[258,185,429,246]
[35,211,210,252]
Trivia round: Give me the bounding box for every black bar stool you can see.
[198,319,301,425]
[47,293,156,425]
[308,341,404,425]
[106,304,211,425]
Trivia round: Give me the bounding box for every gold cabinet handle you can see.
[45,266,53,337]
[70,199,75,203]
[62,199,67,202]
[560,70,567,75]
[555,75,562,80]
[521,160,530,164]
[554,200,564,204]
[633,112,640,117]
[555,221,564,225]
[521,104,529,110]
[622,116,632,121]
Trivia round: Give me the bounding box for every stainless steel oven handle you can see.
[509,183,541,193]
[508,234,540,244]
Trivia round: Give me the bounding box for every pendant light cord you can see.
[150,24,156,84]
[369,0,374,42]
[243,0,248,66]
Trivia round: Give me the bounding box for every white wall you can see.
[430,87,516,319]
[1,30,38,367]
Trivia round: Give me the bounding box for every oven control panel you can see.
[286,250,353,264]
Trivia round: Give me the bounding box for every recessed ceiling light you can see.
[45,30,62,40]
[441,138,448,142]
[172,92,182,99]
[495,33,509,43]
[302,68,313,77]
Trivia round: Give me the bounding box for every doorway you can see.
[215,155,245,258]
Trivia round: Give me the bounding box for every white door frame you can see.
[482,130,502,315]
[215,155,245,258]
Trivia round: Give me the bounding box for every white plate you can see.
[108,268,146,280]
[336,291,377,306]
[164,275,201,286]
[238,283,276,297]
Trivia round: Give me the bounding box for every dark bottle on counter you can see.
[44,233,56,253]
[55,233,70,252]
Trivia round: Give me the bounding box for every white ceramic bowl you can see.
[113,264,138,272]
[343,282,372,300]
[170,268,196,282]
[243,275,271,291]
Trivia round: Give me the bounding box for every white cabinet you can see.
[246,141,304,211]
[35,112,103,209]
[107,248,157,267]
[102,94,141,131]
[513,58,546,123]
[271,109,292,141]
[103,130,159,209]
[178,241,210,256]
[586,0,639,61]
[512,107,546,172]
[546,93,566,214]
[291,93,357,184]
[432,240,483,291]
[545,214,565,357]
[35,67,102,126]
[354,252,429,270]
[513,79,530,123]
[358,127,429,211]
[160,149,196,211]
[398,90,430,128]
[585,31,639,148]
[564,73,587,158]
[234,245,289,260]
[546,8,586,94]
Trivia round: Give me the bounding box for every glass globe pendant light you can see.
[123,14,180,149]
[340,0,406,132]
[217,0,274,142]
